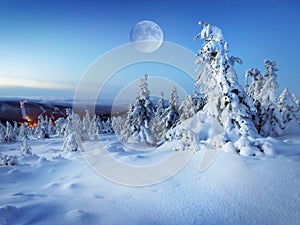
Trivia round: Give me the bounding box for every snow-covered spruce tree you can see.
[62,133,79,152]
[179,93,206,121]
[60,109,81,152]
[0,123,6,143]
[151,92,167,141]
[194,21,261,156]
[5,121,16,143]
[35,115,50,139]
[246,60,284,136]
[159,87,182,143]
[80,110,91,141]
[89,114,99,141]
[292,93,300,107]
[96,116,105,134]
[54,117,66,136]
[245,68,263,100]
[278,88,300,126]
[48,118,55,136]
[13,121,19,138]
[112,102,134,142]
[128,74,156,145]
[165,87,180,129]
[112,116,124,139]
[152,87,181,142]
[18,123,30,141]
[291,93,300,122]
[21,138,32,156]
[62,108,74,139]
[155,92,166,117]
[103,117,113,133]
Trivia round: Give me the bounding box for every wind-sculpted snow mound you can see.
[169,110,300,157]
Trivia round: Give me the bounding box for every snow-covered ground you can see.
[1,126,300,225]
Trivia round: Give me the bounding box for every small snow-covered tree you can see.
[78,110,92,141]
[247,60,284,136]
[96,117,105,134]
[0,123,6,143]
[89,114,99,140]
[155,92,166,117]
[278,88,300,126]
[35,115,49,139]
[62,108,74,138]
[112,104,132,142]
[18,123,30,141]
[165,87,180,129]
[13,121,19,138]
[151,92,167,141]
[21,138,32,156]
[138,74,151,98]
[245,68,263,100]
[292,93,300,122]
[112,114,130,141]
[48,118,55,136]
[292,93,300,107]
[54,117,66,136]
[169,87,179,109]
[62,133,79,152]
[5,121,16,143]
[103,117,113,133]
[180,95,198,120]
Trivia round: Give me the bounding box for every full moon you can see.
[130,20,163,53]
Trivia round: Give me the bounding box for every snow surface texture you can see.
[1,125,300,224]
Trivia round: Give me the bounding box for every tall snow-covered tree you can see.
[128,74,156,145]
[194,21,260,155]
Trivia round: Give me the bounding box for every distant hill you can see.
[0,97,115,124]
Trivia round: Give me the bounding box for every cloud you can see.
[0,76,75,90]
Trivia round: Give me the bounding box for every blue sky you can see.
[0,0,299,99]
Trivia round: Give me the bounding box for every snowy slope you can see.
[0,132,300,225]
